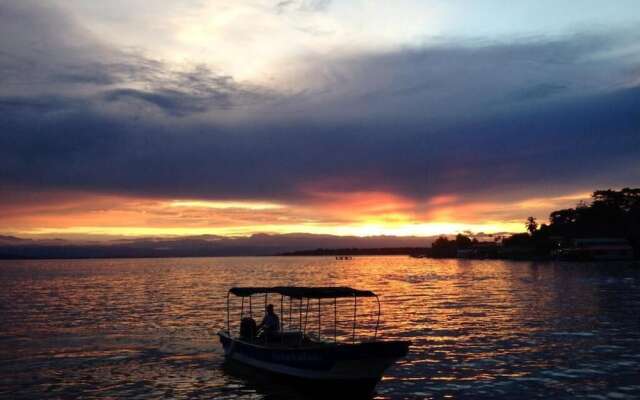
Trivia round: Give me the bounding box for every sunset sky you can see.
[1,0,639,241]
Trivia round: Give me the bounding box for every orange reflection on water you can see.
[0,256,634,399]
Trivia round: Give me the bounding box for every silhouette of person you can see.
[257,304,280,338]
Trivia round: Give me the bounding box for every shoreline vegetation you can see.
[1,188,638,261]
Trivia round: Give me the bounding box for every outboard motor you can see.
[240,317,257,340]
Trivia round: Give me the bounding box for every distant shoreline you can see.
[279,247,555,261]
[279,247,428,257]
[0,249,424,261]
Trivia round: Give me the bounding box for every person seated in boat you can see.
[239,316,257,341]
[257,304,280,340]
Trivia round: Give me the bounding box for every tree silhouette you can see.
[525,216,538,235]
[455,233,472,249]
[439,189,640,259]
[544,188,640,257]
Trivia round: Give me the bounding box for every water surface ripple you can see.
[1,257,639,399]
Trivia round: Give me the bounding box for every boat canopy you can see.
[229,286,376,299]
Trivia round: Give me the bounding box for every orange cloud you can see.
[0,187,592,241]
[300,190,417,222]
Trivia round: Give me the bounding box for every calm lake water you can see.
[1,256,639,399]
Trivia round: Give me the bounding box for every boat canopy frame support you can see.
[226,286,381,343]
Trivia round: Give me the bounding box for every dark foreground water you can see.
[1,256,639,399]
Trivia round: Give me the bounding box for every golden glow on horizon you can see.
[17,221,523,239]
[0,189,591,241]
[169,200,285,210]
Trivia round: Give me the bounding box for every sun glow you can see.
[1,189,587,241]
[169,200,285,210]
[18,221,521,240]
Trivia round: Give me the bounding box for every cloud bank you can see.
[1,0,639,237]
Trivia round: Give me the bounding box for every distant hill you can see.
[0,233,438,259]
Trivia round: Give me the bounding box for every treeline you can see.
[428,234,492,258]
[510,188,639,254]
[431,188,640,259]
[547,188,640,241]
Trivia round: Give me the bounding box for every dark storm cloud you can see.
[286,31,639,123]
[1,86,638,202]
[0,0,639,204]
[103,88,231,116]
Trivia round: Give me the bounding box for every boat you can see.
[408,253,427,258]
[218,286,410,395]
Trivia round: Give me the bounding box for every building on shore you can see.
[554,238,634,261]
[456,242,498,259]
